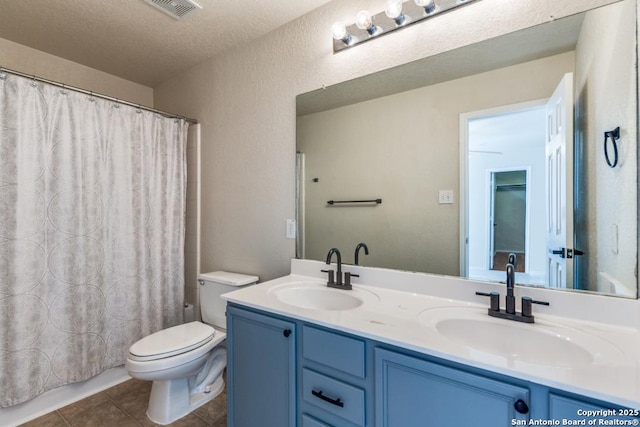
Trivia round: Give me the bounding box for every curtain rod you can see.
[0,66,198,125]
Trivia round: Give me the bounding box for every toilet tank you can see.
[198,271,258,329]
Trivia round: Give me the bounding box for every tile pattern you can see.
[20,379,226,427]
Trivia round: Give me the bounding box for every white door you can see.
[545,73,574,289]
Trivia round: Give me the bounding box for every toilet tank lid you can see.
[199,271,258,286]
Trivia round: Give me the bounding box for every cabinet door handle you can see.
[514,399,529,414]
[311,389,344,408]
[283,329,292,338]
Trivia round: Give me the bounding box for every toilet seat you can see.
[129,322,216,362]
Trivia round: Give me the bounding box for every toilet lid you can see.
[129,322,215,361]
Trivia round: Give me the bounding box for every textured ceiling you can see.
[0,0,333,87]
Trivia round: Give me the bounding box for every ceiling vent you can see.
[144,0,202,20]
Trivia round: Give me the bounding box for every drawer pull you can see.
[311,389,344,408]
[283,329,292,338]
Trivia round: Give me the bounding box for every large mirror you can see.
[296,0,638,298]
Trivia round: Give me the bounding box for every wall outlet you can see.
[438,190,454,204]
[286,219,296,239]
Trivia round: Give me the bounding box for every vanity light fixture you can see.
[332,0,480,53]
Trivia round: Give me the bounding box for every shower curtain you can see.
[0,73,187,407]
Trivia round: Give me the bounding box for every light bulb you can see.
[331,21,352,45]
[414,0,436,14]
[331,22,347,40]
[356,10,377,35]
[385,0,403,18]
[385,0,406,25]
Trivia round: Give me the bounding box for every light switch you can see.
[286,219,296,239]
[438,190,454,204]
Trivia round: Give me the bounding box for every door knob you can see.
[514,399,529,414]
[549,248,565,258]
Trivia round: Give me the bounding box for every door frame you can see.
[459,99,546,277]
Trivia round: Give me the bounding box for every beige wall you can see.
[297,53,574,275]
[154,0,623,282]
[574,0,637,296]
[0,37,152,106]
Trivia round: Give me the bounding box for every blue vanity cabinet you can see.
[226,304,637,427]
[226,305,296,427]
[375,348,530,426]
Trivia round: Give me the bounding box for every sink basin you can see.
[268,281,380,311]
[418,307,623,367]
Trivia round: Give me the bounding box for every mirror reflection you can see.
[296,0,637,298]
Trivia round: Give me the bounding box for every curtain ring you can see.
[604,127,620,168]
[30,75,38,87]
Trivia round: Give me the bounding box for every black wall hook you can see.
[604,127,620,168]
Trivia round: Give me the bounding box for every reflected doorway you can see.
[489,170,527,272]
[462,101,547,285]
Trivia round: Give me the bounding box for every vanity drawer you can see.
[302,413,331,427]
[302,368,365,426]
[302,325,365,378]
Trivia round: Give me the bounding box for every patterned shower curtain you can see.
[0,73,187,407]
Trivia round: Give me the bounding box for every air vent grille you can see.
[144,0,202,20]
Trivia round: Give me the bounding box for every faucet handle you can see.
[476,291,500,312]
[521,296,549,317]
[344,272,358,288]
[321,269,335,285]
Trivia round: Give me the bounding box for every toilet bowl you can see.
[126,321,227,424]
[125,271,258,425]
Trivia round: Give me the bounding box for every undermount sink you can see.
[418,307,624,367]
[268,281,380,311]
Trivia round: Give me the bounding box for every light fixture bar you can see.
[333,0,480,53]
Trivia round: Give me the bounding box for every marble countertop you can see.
[222,263,640,409]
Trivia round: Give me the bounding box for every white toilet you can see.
[125,271,258,425]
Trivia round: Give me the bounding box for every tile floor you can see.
[20,379,227,427]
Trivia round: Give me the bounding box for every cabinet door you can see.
[375,348,529,427]
[227,305,296,427]
[549,394,639,423]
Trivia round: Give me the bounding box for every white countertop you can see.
[222,260,640,409]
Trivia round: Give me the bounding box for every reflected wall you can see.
[298,52,574,274]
